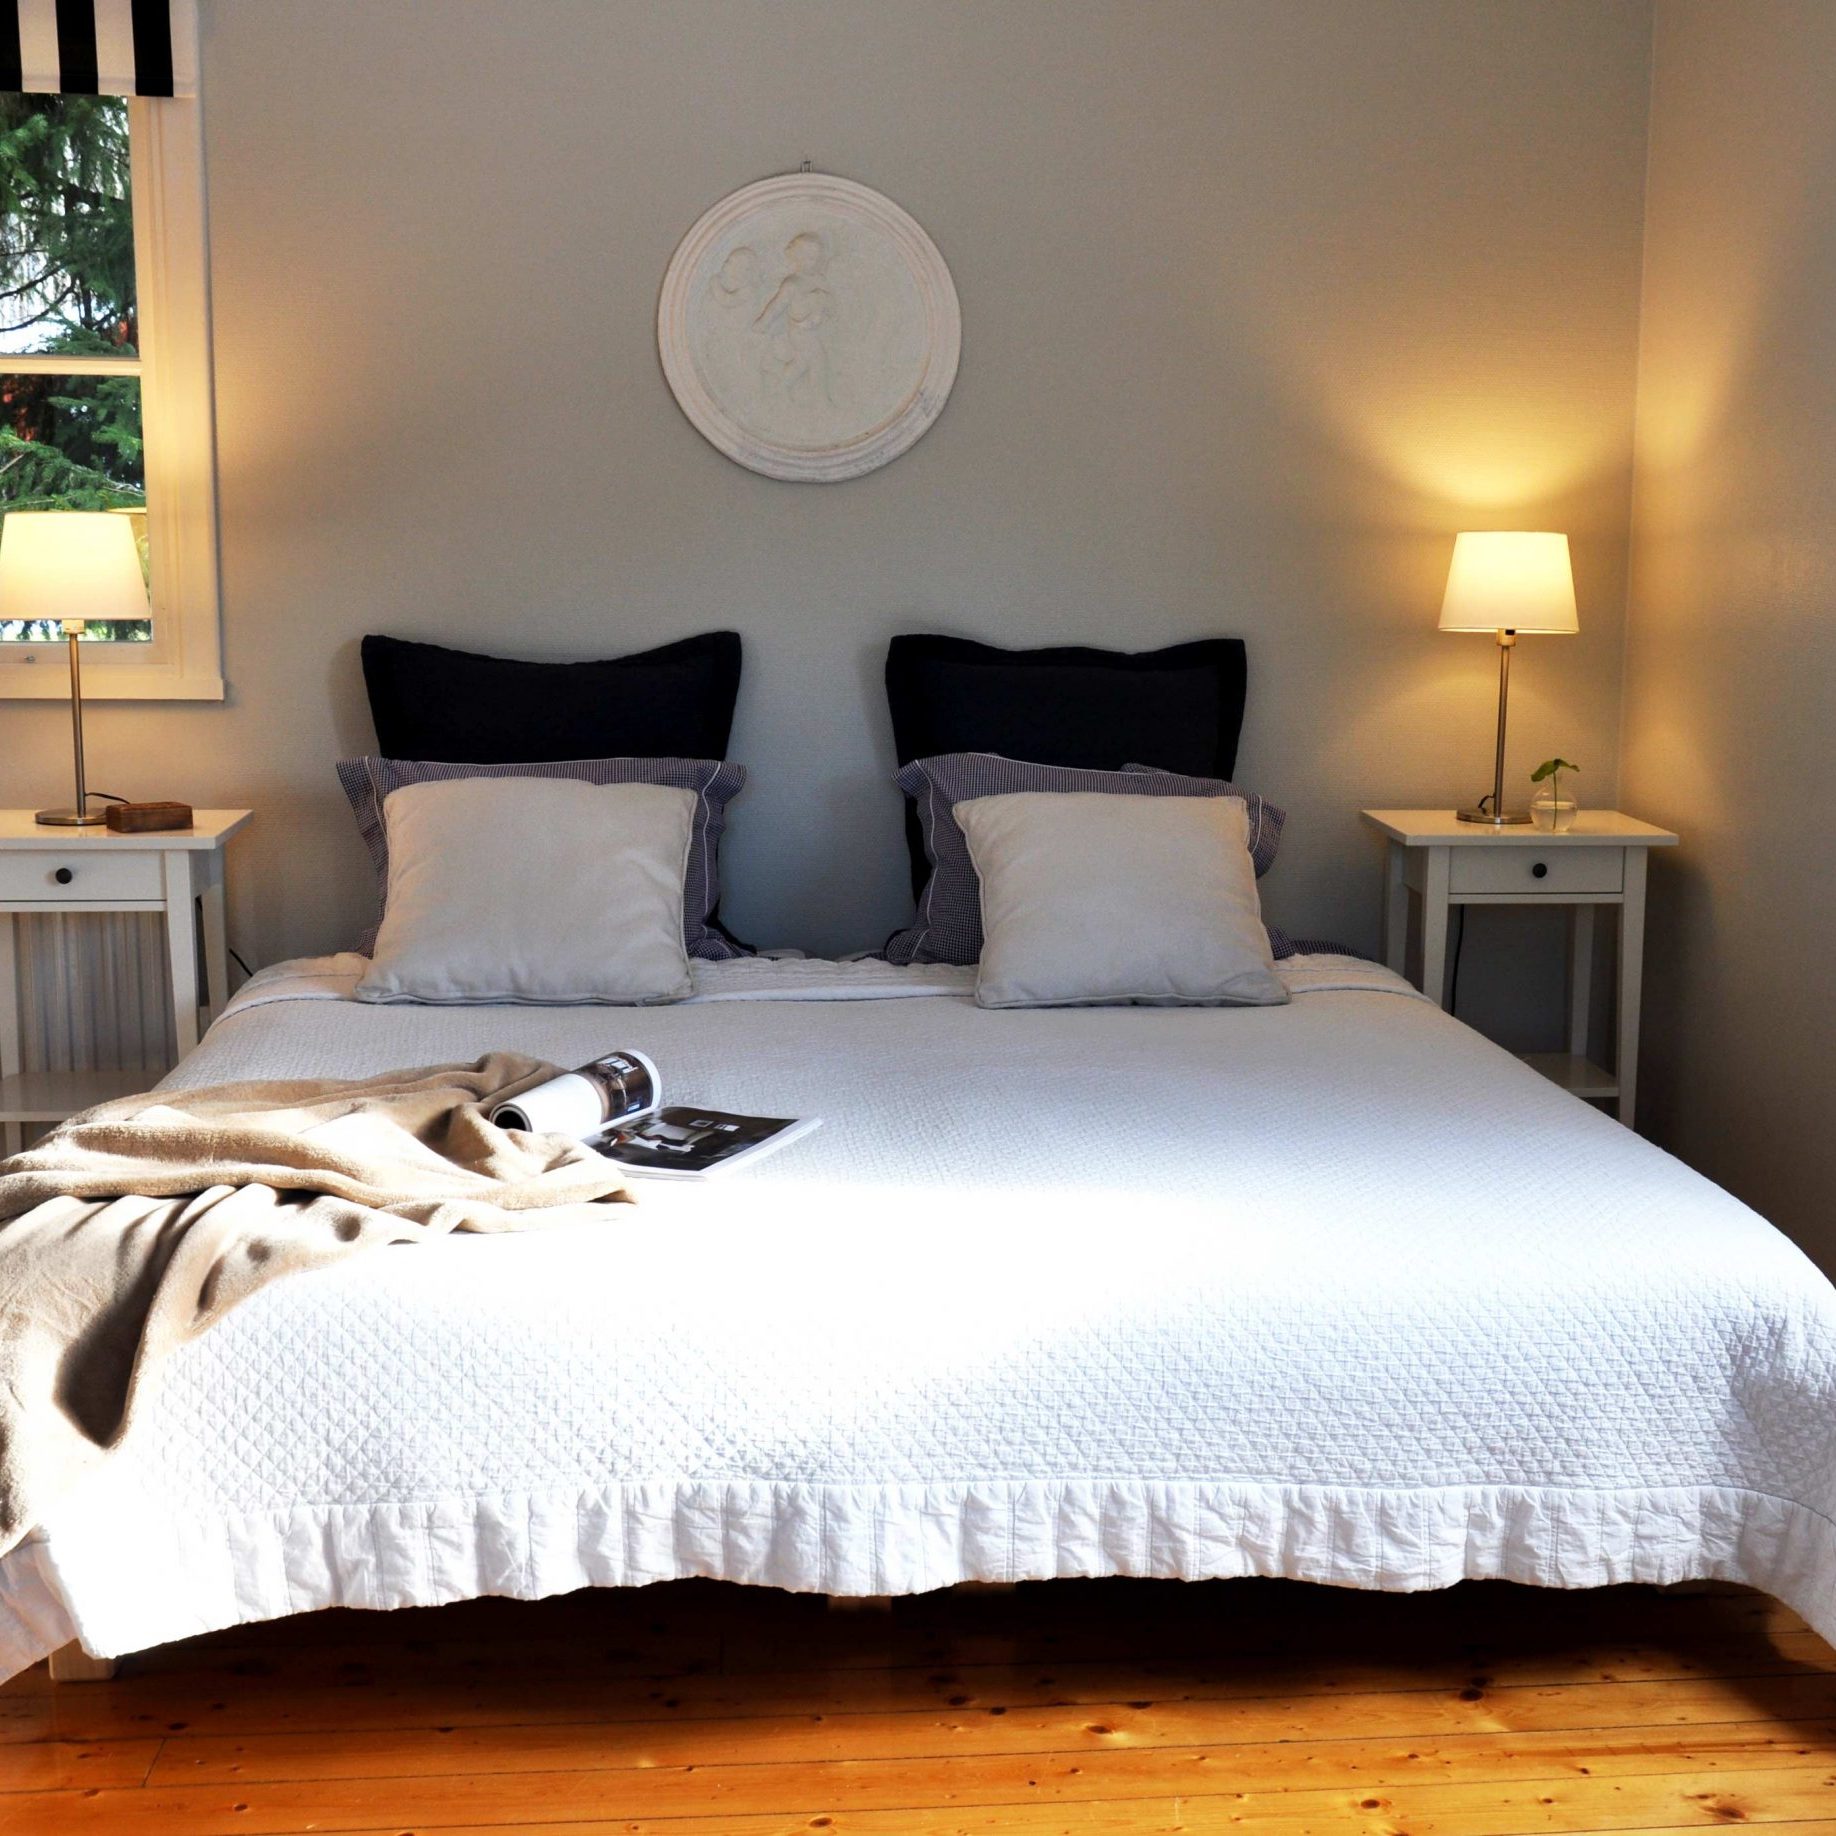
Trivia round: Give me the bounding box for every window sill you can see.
[0,666,224,702]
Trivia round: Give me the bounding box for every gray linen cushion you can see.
[883,754,1288,966]
[338,754,748,961]
[355,778,695,1006]
[956,792,1288,1009]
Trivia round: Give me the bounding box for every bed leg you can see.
[48,1642,118,1682]
[826,1594,894,1613]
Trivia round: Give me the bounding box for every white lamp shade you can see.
[0,511,149,625]
[1438,531,1579,634]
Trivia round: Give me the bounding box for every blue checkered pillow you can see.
[338,755,750,961]
[882,754,1288,966]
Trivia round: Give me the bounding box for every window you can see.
[0,96,148,642]
[0,91,219,697]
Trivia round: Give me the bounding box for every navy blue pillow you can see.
[885,634,1249,897]
[361,631,742,766]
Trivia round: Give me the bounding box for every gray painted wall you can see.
[1621,0,1836,1262]
[0,0,1654,986]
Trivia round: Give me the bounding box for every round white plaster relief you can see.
[658,174,961,483]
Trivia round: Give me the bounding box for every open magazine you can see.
[488,1049,819,1179]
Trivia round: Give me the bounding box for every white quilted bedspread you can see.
[6,953,1836,1672]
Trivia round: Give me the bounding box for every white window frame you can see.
[1,94,222,700]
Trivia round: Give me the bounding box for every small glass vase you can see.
[1531,786,1579,832]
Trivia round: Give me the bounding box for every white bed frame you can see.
[45,1589,986,1680]
[48,1642,117,1681]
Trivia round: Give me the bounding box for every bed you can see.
[4,948,1835,1678]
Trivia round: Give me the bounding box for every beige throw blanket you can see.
[0,1054,630,1557]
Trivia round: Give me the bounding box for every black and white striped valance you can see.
[1,0,196,98]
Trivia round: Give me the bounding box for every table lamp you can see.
[0,510,150,828]
[1439,530,1579,825]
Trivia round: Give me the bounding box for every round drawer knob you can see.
[1531,861,1549,879]
[53,867,74,885]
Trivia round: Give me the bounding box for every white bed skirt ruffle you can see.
[9,1475,1835,1673]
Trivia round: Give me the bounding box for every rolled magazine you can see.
[490,1050,660,1138]
[490,1049,818,1179]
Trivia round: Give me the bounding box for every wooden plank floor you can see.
[5,1576,1836,1834]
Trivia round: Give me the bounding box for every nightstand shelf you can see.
[0,1068,151,1124]
[1361,809,1678,1125]
[1519,1052,1620,1103]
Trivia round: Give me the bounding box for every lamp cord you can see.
[1448,906,1469,1018]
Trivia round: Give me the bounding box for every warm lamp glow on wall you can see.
[1440,531,1579,825]
[0,511,150,827]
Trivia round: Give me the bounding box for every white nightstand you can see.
[0,810,251,1144]
[1360,809,1678,1125]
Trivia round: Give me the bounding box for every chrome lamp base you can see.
[37,626,105,829]
[1454,629,1535,828]
[1456,804,1532,826]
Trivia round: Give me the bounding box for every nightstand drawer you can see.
[0,852,164,902]
[1450,846,1624,898]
